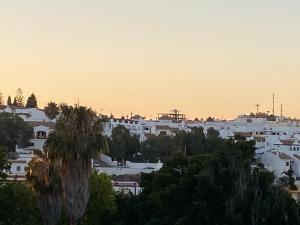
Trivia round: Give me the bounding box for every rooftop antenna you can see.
[272,94,275,115]
[255,104,260,114]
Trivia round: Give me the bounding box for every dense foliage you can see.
[0,182,41,225]
[81,172,116,225]
[108,125,140,162]
[44,102,60,120]
[1,117,300,225]
[26,93,38,108]
[0,113,33,151]
[0,146,11,179]
[111,135,300,225]
[28,105,108,225]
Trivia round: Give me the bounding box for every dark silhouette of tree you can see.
[0,182,41,225]
[0,146,11,179]
[113,139,300,225]
[45,104,108,225]
[108,125,140,162]
[15,88,24,106]
[12,97,17,106]
[0,90,4,106]
[44,102,60,120]
[0,113,33,151]
[206,116,214,122]
[7,95,12,106]
[140,134,179,163]
[26,93,38,108]
[26,152,62,225]
[81,171,116,225]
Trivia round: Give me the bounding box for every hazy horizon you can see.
[1,1,300,119]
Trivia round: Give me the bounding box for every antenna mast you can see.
[255,104,260,114]
[272,94,275,115]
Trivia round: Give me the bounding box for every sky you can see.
[0,0,300,120]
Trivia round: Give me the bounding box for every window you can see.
[36,131,47,139]
[286,162,290,167]
[17,166,21,172]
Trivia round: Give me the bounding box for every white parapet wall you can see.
[125,161,163,170]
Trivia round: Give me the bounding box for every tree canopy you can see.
[108,125,140,162]
[112,139,300,225]
[0,113,33,152]
[0,90,4,106]
[0,182,41,225]
[26,93,38,108]
[15,88,24,107]
[7,96,12,106]
[44,104,107,225]
[0,146,11,179]
[44,102,60,120]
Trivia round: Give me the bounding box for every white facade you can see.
[1,106,55,180]
[0,106,52,122]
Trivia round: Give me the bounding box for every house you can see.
[260,151,294,178]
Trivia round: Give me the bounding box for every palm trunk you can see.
[62,157,91,225]
[40,192,62,225]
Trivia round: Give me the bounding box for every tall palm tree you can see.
[45,104,107,225]
[44,102,60,120]
[26,153,62,225]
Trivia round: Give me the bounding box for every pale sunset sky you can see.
[0,0,300,119]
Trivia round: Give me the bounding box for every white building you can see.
[0,106,55,179]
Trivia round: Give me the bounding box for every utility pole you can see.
[281,104,283,118]
[255,104,260,114]
[272,94,275,115]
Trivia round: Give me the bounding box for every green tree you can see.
[0,90,4,106]
[0,146,11,179]
[140,134,179,162]
[15,88,24,106]
[7,96,12,106]
[26,93,38,108]
[206,116,214,122]
[46,104,107,225]
[279,169,298,191]
[12,97,17,106]
[44,102,60,120]
[0,182,42,225]
[26,153,62,225]
[115,139,300,225]
[174,127,207,156]
[0,113,33,151]
[82,171,116,225]
[109,125,140,162]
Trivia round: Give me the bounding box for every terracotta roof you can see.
[159,115,172,120]
[280,139,295,146]
[293,154,300,160]
[26,121,55,129]
[156,125,171,130]
[131,115,144,120]
[254,136,266,142]
[272,152,293,160]
[234,132,252,137]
